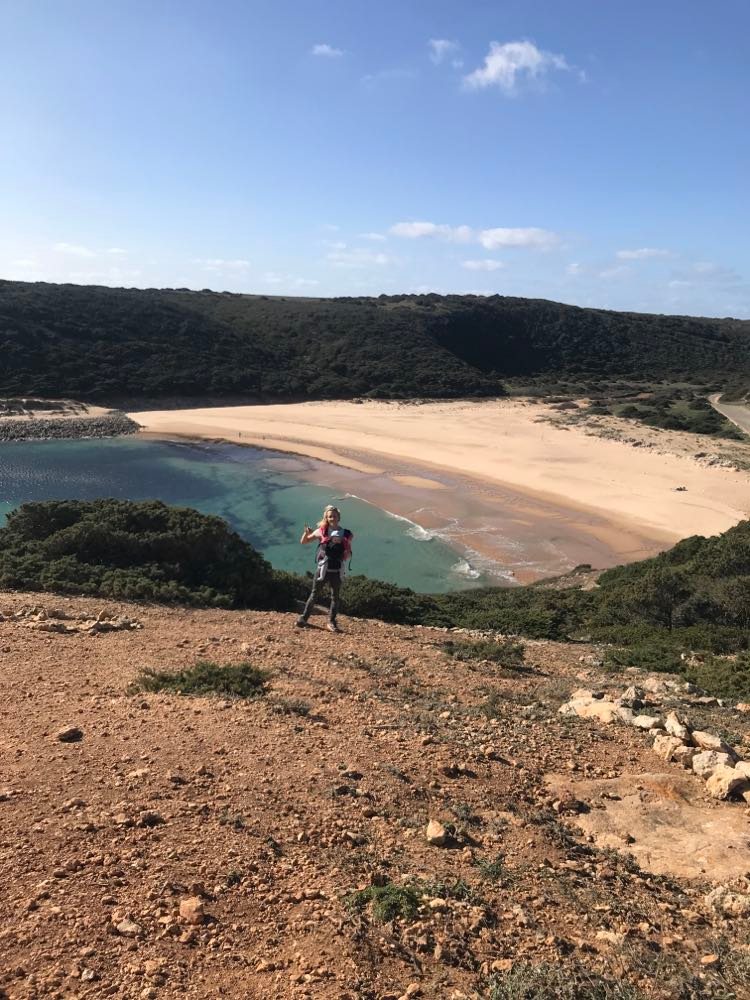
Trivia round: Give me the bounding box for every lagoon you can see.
[0,437,492,593]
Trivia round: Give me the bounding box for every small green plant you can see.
[270,696,312,716]
[442,638,526,669]
[130,660,269,698]
[475,853,509,885]
[344,882,422,923]
[488,962,646,999]
[416,877,476,902]
[451,801,481,826]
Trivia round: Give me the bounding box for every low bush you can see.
[442,638,526,669]
[130,661,269,698]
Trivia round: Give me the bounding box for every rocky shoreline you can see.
[0,411,140,443]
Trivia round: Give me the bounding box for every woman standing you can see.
[296,505,353,633]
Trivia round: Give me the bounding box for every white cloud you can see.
[358,232,386,241]
[478,226,559,250]
[294,278,319,288]
[54,242,96,258]
[616,247,670,260]
[194,258,250,272]
[462,259,505,272]
[107,247,127,256]
[10,258,37,268]
[311,43,343,58]
[326,247,391,268]
[263,271,284,285]
[463,40,571,94]
[669,280,692,288]
[389,221,473,243]
[599,265,630,279]
[429,39,461,65]
[566,262,585,276]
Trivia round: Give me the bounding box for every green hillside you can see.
[2,279,750,401]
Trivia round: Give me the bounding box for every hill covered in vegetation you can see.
[2,279,750,401]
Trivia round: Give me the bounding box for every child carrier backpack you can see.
[315,527,353,580]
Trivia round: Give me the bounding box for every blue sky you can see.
[1,0,748,317]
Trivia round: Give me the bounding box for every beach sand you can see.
[129,399,750,581]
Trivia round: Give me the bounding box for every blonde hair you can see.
[317,505,341,531]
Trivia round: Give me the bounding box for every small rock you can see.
[692,750,733,779]
[56,726,83,743]
[115,919,142,937]
[705,765,750,800]
[692,730,735,757]
[179,897,206,925]
[664,711,691,741]
[631,715,663,731]
[672,745,698,768]
[652,734,685,762]
[425,820,450,847]
[700,954,720,968]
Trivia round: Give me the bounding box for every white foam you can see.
[406,524,436,541]
[450,558,482,580]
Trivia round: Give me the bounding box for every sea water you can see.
[0,437,490,593]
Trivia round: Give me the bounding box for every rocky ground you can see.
[0,399,138,442]
[1,595,749,1000]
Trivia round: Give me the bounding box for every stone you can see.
[425,820,450,847]
[632,715,662,731]
[56,726,83,743]
[652,735,685,762]
[671,745,697,768]
[179,897,206,925]
[664,712,691,741]
[735,760,750,778]
[115,919,142,937]
[559,699,630,724]
[692,731,735,757]
[704,887,750,918]
[736,702,750,714]
[692,750,732,779]
[705,765,750,800]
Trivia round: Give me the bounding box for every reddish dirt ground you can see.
[1,595,749,999]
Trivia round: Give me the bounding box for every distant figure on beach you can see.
[296,505,353,633]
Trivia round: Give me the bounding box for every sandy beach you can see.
[129,399,750,581]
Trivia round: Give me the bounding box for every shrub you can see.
[344,883,421,923]
[130,661,269,698]
[0,499,290,609]
[442,638,526,668]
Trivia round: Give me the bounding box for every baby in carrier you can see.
[296,505,353,633]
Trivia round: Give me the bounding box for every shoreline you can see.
[130,397,729,582]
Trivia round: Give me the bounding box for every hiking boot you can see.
[295,616,308,628]
[327,622,341,633]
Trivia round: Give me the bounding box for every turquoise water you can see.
[0,437,488,593]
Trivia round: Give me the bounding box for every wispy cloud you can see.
[326,247,390,268]
[616,247,671,260]
[390,220,559,251]
[106,247,128,256]
[389,221,473,243]
[599,265,630,279]
[462,259,505,272]
[463,40,571,94]
[358,232,387,242]
[54,242,96,258]
[478,226,559,250]
[429,39,462,67]
[311,43,343,58]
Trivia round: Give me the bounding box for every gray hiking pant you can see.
[300,571,341,623]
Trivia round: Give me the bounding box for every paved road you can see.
[709,393,750,435]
